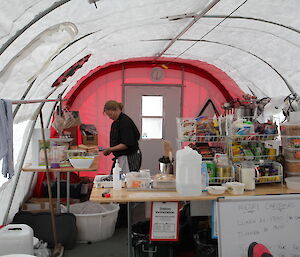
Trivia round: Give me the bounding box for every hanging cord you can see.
[39,110,62,256]
[174,0,249,59]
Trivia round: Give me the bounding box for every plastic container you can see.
[61,202,120,242]
[126,172,151,189]
[280,123,300,136]
[69,157,94,168]
[240,162,256,190]
[285,177,300,190]
[284,161,300,174]
[176,146,202,196]
[224,182,245,195]
[0,224,34,256]
[152,179,176,189]
[65,149,86,159]
[281,136,300,148]
[49,138,71,167]
[283,148,300,160]
[206,186,226,195]
[93,175,126,188]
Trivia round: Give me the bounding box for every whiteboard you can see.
[217,194,300,257]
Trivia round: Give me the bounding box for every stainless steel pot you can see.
[159,162,174,175]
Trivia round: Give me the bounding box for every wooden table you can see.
[90,183,300,257]
[22,157,98,212]
[90,183,299,203]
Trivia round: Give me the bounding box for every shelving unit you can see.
[176,116,283,185]
[281,124,300,177]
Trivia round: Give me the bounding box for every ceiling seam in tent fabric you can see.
[0,0,72,56]
[170,0,248,60]
[28,48,89,103]
[45,49,88,82]
[12,78,37,118]
[0,22,78,78]
[12,55,79,121]
[156,0,221,59]
[197,39,296,97]
[146,38,289,96]
[161,38,291,97]
[203,15,300,34]
[52,32,98,59]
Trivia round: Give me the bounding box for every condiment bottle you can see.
[113,160,122,190]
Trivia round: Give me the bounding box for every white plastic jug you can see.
[176,146,202,196]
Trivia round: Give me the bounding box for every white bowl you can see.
[285,176,300,190]
[206,186,226,195]
[225,182,245,195]
[69,157,94,168]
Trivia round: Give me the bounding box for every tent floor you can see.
[63,228,128,257]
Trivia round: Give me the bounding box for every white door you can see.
[124,86,181,174]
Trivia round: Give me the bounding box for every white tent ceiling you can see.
[1,0,300,113]
[1,0,300,224]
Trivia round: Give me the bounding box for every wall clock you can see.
[150,67,165,82]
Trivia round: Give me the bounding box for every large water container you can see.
[0,224,34,256]
[176,146,202,196]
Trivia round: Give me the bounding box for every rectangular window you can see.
[142,96,163,116]
[142,96,163,139]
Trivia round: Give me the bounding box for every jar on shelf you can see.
[240,161,256,190]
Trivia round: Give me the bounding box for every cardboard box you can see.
[82,134,98,146]
[64,126,79,146]
[22,198,56,213]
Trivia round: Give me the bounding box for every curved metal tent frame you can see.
[1,0,300,224]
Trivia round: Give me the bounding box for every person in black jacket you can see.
[103,100,142,173]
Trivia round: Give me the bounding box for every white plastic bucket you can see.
[61,202,120,243]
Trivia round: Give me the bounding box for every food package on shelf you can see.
[176,116,222,142]
[280,123,300,136]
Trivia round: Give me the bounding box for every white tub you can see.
[62,202,120,243]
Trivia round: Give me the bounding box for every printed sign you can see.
[150,201,179,241]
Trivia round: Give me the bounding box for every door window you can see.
[141,96,163,139]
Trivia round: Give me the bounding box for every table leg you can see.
[67,171,70,212]
[127,202,133,257]
[57,172,61,213]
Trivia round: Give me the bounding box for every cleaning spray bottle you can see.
[113,160,122,190]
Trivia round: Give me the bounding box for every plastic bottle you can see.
[113,160,122,190]
[176,146,202,196]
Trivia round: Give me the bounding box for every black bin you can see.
[132,221,174,257]
[193,229,218,257]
